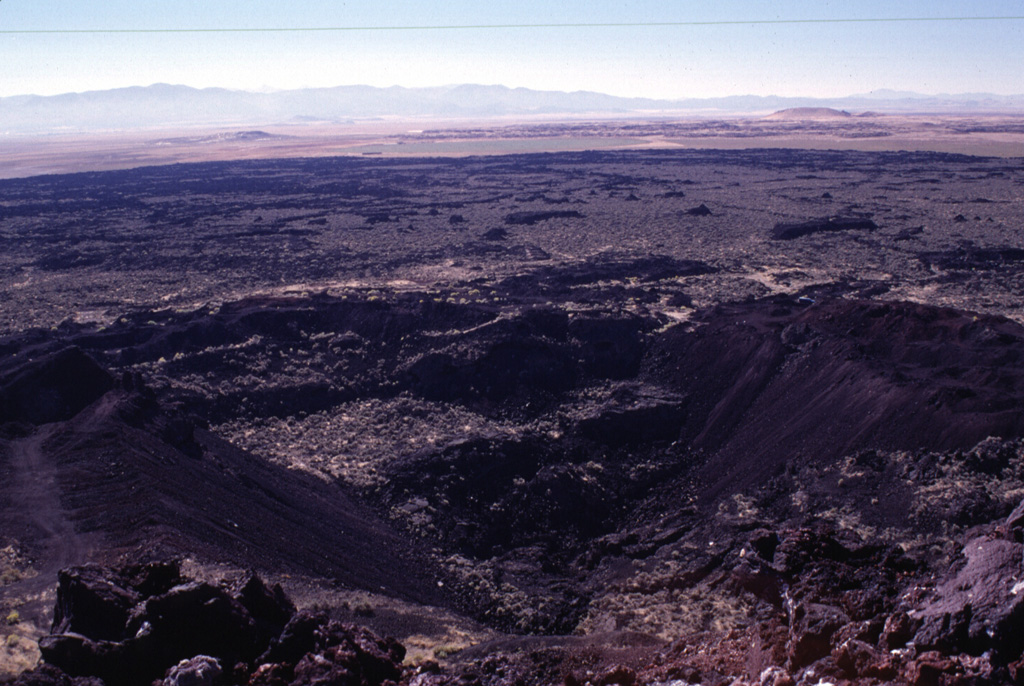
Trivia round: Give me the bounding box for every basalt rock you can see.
[504,210,584,225]
[35,563,297,686]
[786,602,849,668]
[685,203,713,216]
[22,564,405,686]
[161,656,223,686]
[832,638,898,680]
[253,612,404,686]
[51,567,141,642]
[4,663,104,686]
[911,534,1024,661]
[771,216,878,240]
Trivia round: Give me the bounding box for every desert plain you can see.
[3,110,1024,179]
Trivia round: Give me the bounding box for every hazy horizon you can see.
[2,1,1022,100]
[6,81,1024,102]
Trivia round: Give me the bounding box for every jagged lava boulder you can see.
[37,562,294,686]
[15,562,407,686]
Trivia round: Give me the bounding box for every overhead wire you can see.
[2,16,1023,34]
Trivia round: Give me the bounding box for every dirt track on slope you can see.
[3,424,99,626]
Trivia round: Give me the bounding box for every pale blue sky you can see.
[1,1,1021,98]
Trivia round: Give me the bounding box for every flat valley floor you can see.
[4,112,1024,179]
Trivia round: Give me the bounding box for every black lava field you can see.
[3,148,1024,685]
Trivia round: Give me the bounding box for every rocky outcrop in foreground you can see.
[9,563,404,686]
[11,494,1024,686]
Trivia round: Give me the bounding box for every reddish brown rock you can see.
[881,611,918,650]
[906,651,957,686]
[596,665,636,686]
[787,602,849,668]
[1008,656,1024,685]
[833,638,898,680]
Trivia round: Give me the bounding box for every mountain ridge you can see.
[3,83,1024,135]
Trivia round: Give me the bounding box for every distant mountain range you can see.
[3,83,1024,135]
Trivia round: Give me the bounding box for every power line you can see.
[2,16,1023,35]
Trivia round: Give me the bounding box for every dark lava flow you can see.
[6,273,1024,682]
[3,149,1024,684]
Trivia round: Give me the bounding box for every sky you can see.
[1,1,1022,99]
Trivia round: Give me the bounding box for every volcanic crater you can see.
[3,148,1024,685]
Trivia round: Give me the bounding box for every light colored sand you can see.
[3,113,1022,179]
